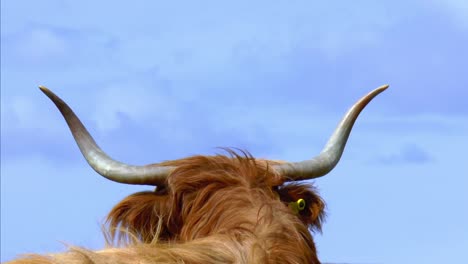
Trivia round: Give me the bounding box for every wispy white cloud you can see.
[114,1,396,78]
[2,1,399,76]
[373,144,433,164]
[2,25,118,70]
[90,81,181,132]
[14,27,67,63]
[1,94,62,134]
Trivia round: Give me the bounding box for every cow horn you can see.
[273,85,388,181]
[39,86,173,186]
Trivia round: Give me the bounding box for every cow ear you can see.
[298,193,326,232]
[106,191,175,245]
[277,183,326,232]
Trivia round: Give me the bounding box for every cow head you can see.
[35,85,388,263]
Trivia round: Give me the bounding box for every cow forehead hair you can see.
[159,148,286,189]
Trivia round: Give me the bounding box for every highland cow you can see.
[8,84,388,264]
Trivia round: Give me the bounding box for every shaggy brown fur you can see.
[8,150,326,264]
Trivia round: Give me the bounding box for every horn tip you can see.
[38,85,49,92]
[378,84,390,91]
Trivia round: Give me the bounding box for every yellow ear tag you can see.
[289,198,306,214]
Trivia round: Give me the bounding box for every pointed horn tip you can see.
[38,85,50,93]
[38,86,57,100]
[377,84,390,91]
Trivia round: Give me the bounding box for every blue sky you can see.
[1,0,467,263]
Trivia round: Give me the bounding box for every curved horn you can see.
[39,86,174,186]
[274,84,389,181]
